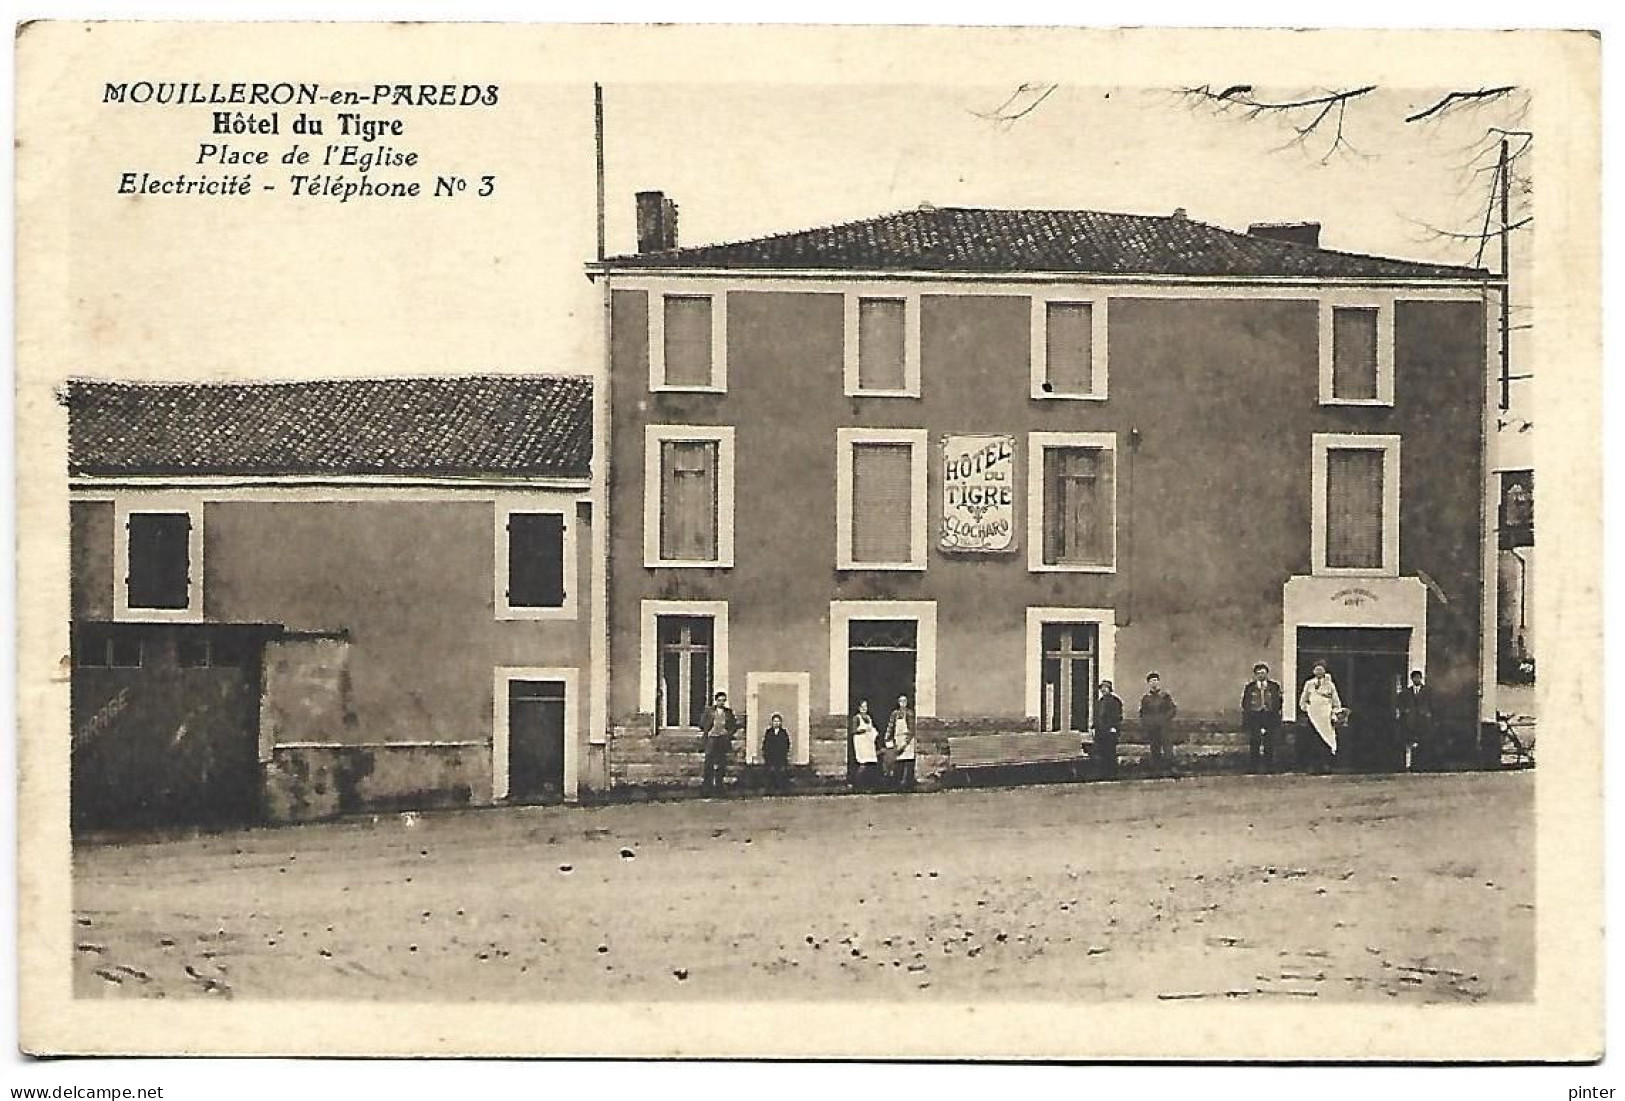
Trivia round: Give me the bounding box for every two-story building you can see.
[589,197,1496,786]
[65,375,597,829]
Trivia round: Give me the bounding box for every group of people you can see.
[848,696,919,792]
[1090,662,1435,777]
[697,691,797,793]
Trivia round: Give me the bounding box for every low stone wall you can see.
[263,742,491,823]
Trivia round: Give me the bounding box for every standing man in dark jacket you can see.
[1240,662,1284,773]
[1093,680,1124,779]
[1395,670,1434,771]
[699,691,739,793]
[761,712,792,793]
[1139,672,1179,777]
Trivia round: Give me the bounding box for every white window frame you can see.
[836,427,929,570]
[827,600,937,718]
[1030,292,1110,401]
[643,425,735,568]
[1312,432,1402,577]
[843,288,921,398]
[649,288,728,393]
[494,498,578,621]
[1318,294,1395,406]
[1027,431,1119,574]
[113,496,204,622]
[639,599,731,719]
[1023,607,1118,721]
[492,665,580,803]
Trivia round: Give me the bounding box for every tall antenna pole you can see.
[594,82,606,262]
[1498,137,1511,412]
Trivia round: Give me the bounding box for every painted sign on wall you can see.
[940,434,1016,552]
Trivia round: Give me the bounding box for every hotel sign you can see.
[940,434,1016,553]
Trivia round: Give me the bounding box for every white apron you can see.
[1299,675,1342,755]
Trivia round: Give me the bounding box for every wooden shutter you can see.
[126,512,190,609]
[1326,448,1385,568]
[857,298,907,391]
[663,296,714,387]
[1331,307,1380,400]
[660,440,719,561]
[1044,448,1113,566]
[1045,302,1094,395]
[851,442,914,563]
[507,512,566,608]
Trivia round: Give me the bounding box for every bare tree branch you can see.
[1404,86,1516,123]
[969,83,1058,126]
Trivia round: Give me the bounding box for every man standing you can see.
[1093,680,1124,779]
[1240,662,1284,773]
[1139,672,1179,777]
[886,694,918,791]
[698,690,739,793]
[1395,670,1434,771]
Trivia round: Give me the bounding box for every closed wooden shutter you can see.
[663,295,714,386]
[507,512,566,608]
[857,298,907,391]
[851,442,914,563]
[1043,448,1114,566]
[126,512,191,609]
[1332,306,1379,400]
[1045,302,1094,395]
[1326,448,1385,568]
[660,440,718,560]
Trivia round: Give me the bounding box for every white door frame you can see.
[745,671,812,766]
[493,666,580,803]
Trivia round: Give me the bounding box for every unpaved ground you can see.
[73,771,1533,1002]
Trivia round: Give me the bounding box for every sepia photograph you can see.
[10,16,1604,1072]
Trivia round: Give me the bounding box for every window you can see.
[115,500,202,620]
[1319,298,1394,405]
[836,428,928,569]
[74,625,143,669]
[650,290,726,391]
[827,600,937,717]
[643,426,735,567]
[1028,432,1117,572]
[1031,295,1108,400]
[639,600,730,721]
[177,633,254,669]
[497,504,575,619]
[1024,607,1117,724]
[844,292,920,396]
[1499,470,1534,549]
[1312,434,1401,575]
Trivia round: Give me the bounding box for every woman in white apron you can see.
[1299,660,1342,770]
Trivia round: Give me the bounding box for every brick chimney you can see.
[1247,222,1321,248]
[635,191,680,253]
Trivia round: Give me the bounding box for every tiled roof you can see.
[602,206,1490,280]
[64,375,593,480]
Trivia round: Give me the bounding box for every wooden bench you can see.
[947,731,1089,782]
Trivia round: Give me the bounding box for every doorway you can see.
[1040,622,1099,734]
[507,679,566,801]
[1295,627,1411,771]
[847,619,917,777]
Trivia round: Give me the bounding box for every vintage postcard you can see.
[13,22,1602,1060]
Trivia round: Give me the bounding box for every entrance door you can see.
[508,680,566,801]
[847,620,917,776]
[1040,623,1099,734]
[1296,628,1410,771]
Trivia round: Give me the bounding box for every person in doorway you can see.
[886,694,918,791]
[1240,662,1284,773]
[762,712,792,793]
[849,699,881,791]
[1093,680,1124,779]
[1139,672,1179,777]
[1298,661,1342,773]
[698,690,739,793]
[1395,670,1434,772]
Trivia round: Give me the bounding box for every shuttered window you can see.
[663,295,715,387]
[660,440,719,561]
[1044,302,1094,395]
[1325,448,1385,569]
[126,512,191,610]
[507,512,567,608]
[1331,306,1380,400]
[850,442,914,564]
[857,298,907,392]
[1042,447,1114,567]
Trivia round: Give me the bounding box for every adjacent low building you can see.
[65,375,597,829]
